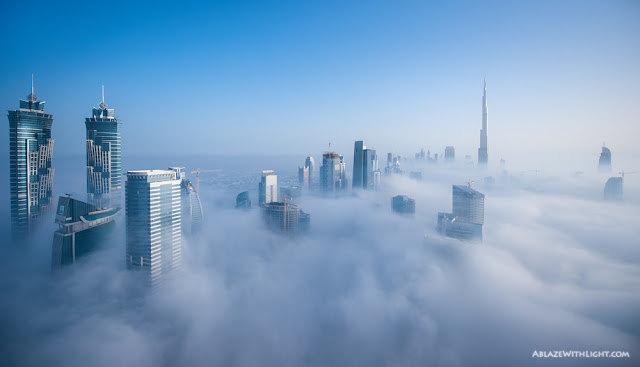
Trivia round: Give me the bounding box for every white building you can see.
[259,170,277,205]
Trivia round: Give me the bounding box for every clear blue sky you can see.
[1,0,638,162]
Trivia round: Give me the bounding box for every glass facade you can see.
[86,95,121,209]
[8,91,54,241]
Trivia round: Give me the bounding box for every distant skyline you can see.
[1,0,639,162]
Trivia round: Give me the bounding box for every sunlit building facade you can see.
[259,170,277,206]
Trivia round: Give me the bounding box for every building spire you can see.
[27,74,38,102]
[99,84,108,110]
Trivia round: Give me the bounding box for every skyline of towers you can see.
[52,196,120,269]
[125,170,182,287]
[8,78,55,240]
[259,170,278,206]
[478,80,488,166]
[86,85,121,209]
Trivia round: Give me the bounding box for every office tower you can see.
[126,170,182,287]
[52,196,120,269]
[392,195,415,215]
[438,185,485,241]
[353,140,378,190]
[598,145,612,172]
[262,201,310,235]
[305,156,314,186]
[299,166,310,188]
[445,146,455,161]
[478,79,488,166]
[8,77,54,240]
[387,153,393,167]
[169,167,203,235]
[320,152,346,192]
[259,170,277,206]
[352,141,365,188]
[235,191,251,209]
[604,177,623,201]
[86,86,121,209]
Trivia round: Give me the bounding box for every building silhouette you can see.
[236,191,251,209]
[52,196,120,269]
[259,170,277,206]
[353,141,379,190]
[598,145,612,172]
[478,80,488,166]
[438,185,485,241]
[86,86,121,209]
[299,156,314,189]
[262,201,310,235]
[169,167,203,235]
[445,146,455,161]
[320,152,347,192]
[604,177,623,200]
[126,170,182,287]
[392,195,415,215]
[8,77,54,240]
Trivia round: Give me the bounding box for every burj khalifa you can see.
[478,79,488,166]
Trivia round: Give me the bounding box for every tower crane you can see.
[454,179,475,188]
[190,168,222,193]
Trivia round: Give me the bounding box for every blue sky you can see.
[1,0,638,163]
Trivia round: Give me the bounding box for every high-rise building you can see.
[445,146,455,161]
[262,201,310,235]
[352,141,365,188]
[8,77,55,240]
[259,170,277,206]
[169,167,203,235]
[52,196,120,269]
[353,141,379,190]
[392,195,415,215]
[604,177,623,201]
[438,185,485,241]
[126,170,182,287]
[598,145,612,172]
[305,156,315,188]
[86,86,121,209]
[235,191,251,209]
[478,80,488,166]
[320,152,347,192]
[298,166,310,188]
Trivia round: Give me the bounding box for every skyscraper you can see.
[320,152,346,192]
[604,177,623,200]
[8,77,55,240]
[86,86,121,209]
[392,195,415,215]
[437,185,485,241]
[353,140,379,190]
[598,145,612,172]
[169,167,203,235]
[352,141,365,188]
[478,80,488,166]
[445,146,455,161]
[52,196,120,269]
[126,170,182,287]
[305,156,315,188]
[298,166,310,189]
[235,191,251,209]
[259,170,277,206]
[262,201,310,235]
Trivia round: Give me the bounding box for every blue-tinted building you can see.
[352,141,364,188]
[438,185,485,241]
[52,196,120,269]
[353,140,379,190]
[604,177,623,201]
[262,201,310,235]
[7,80,55,240]
[126,170,182,287]
[320,152,346,192]
[392,195,415,215]
[598,146,612,172]
[236,191,251,209]
[169,167,203,235]
[86,86,121,209]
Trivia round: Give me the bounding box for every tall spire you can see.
[99,84,108,110]
[27,74,38,102]
[478,78,488,166]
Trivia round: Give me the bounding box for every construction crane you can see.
[619,171,637,181]
[454,179,475,188]
[190,168,222,193]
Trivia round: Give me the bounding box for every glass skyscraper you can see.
[438,185,485,241]
[7,80,54,240]
[259,170,277,206]
[126,170,182,287]
[169,167,203,235]
[86,86,121,209]
[353,140,379,190]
